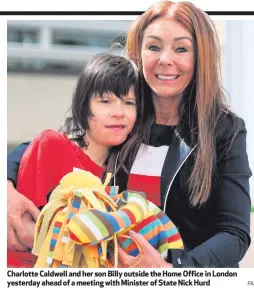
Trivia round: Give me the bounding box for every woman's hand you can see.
[118,230,173,268]
[7,180,40,251]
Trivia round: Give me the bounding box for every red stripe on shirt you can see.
[128,174,161,206]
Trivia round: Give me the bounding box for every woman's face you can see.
[141,17,194,100]
[86,86,137,147]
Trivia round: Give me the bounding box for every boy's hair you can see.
[61,53,139,144]
[60,53,144,178]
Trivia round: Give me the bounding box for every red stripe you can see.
[54,221,62,228]
[133,215,157,231]
[168,233,181,242]
[122,208,136,224]
[68,230,82,244]
[128,174,161,206]
[124,241,138,254]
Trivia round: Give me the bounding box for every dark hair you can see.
[60,53,144,177]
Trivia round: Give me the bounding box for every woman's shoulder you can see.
[216,111,246,139]
[215,112,247,160]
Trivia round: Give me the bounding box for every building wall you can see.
[224,20,254,205]
[7,73,76,144]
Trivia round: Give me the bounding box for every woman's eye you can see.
[148,45,160,51]
[176,47,187,53]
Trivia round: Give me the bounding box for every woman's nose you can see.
[158,50,174,66]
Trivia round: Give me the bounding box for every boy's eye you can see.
[100,99,110,104]
[148,45,160,51]
[176,47,187,53]
[125,101,136,106]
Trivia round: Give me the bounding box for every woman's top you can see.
[127,124,176,207]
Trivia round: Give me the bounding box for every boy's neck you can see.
[82,139,109,167]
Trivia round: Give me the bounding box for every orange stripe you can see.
[164,220,174,231]
[51,232,59,240]
[113,211,127,230]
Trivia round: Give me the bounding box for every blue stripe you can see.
[68,212,74,219]
[129,248,139,256]
[160,214,170,224]
[72,199,80,208]
[121,238,133,249]
[109,186,118,196]
[117,210,131,226]
[53,227,60,234]
[147,230,167,247]
[50,239,57,246]
[96,210,120,232]
[98,244,102,255]
[165,226,179,237]
[139,219,161,236]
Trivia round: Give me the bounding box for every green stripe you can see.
[128,192,145,203]
[251,206,254,213]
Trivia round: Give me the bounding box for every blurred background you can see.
[7,19,254,267]
[7,20,130,150]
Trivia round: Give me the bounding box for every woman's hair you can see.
[126,1,238,206]
[60,53,144,177]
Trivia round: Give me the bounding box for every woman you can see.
[7,53,143,267]
[117,0,252,268]
[8,1,252,268]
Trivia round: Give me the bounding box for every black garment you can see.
[150,124,176,207]
[8,142,29,187]
[163,116,252,268]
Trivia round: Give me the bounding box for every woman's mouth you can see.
[156,74,180,81]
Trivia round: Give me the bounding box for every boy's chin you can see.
[107,140,125,147]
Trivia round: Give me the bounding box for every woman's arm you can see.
[7,142,41,251]
[8,142,30,187]
[7,180,40,251]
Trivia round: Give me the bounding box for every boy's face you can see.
[86,86,137,148]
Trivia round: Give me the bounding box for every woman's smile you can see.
[155,74,180,81]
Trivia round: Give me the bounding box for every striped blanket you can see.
[32,170,183,268]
